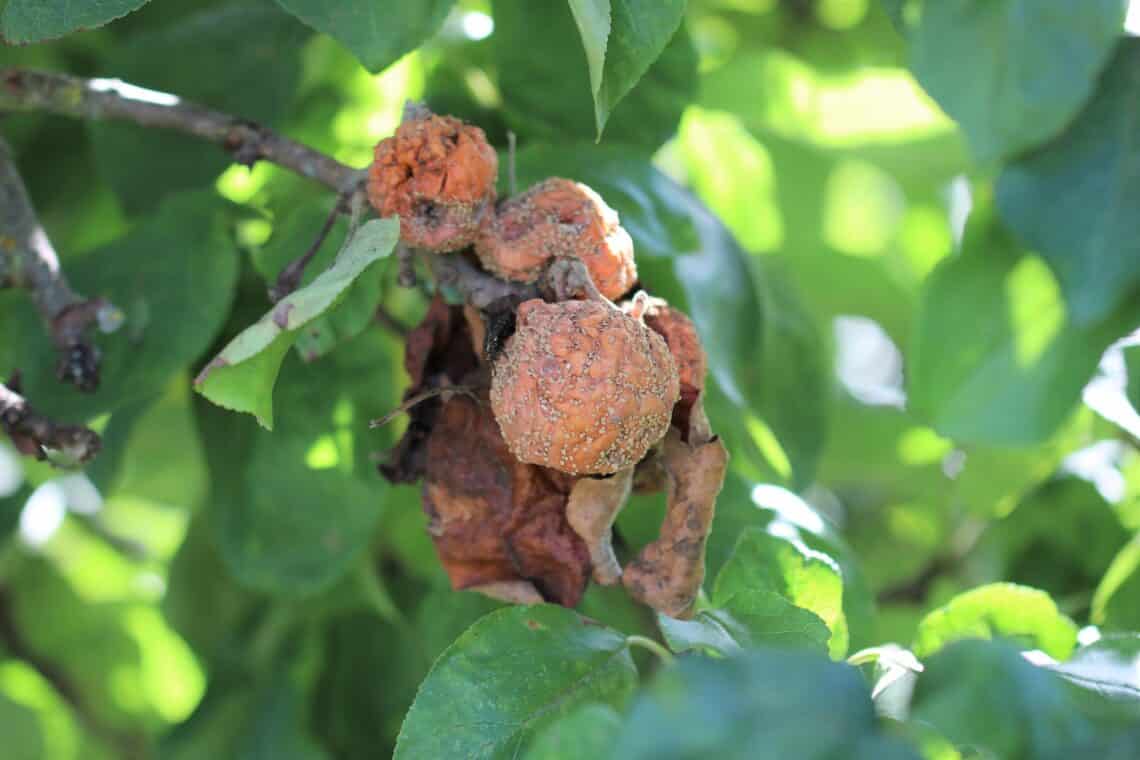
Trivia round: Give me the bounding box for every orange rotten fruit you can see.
[367,114,498,252]
[644,303,707,438]
[475,178,637,300]
[490,298,679,476]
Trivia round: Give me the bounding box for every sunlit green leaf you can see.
[658,591,831,657]
[714,527,847,657]
[704,480,876,651]
[251,198,384,362]
[1093,534,1140,632]
[912,583,1078,660]
[195,217,398,429]
[909,211,1139,444]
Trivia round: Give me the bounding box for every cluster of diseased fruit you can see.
[371,112,727,619]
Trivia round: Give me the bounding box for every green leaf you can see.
[568,1,610,96]
[656,610,743,657]
[0,0,150,43]
[714,527,848,657]
[522,703,623,760]
[1093,534,1140,631]
[313,612,427,756]
[0,692,43,760]
[219,431,380,595]
[751,260,830,486]
[163,670,329,760]
[911,639,1101,758]
[1053,635,1140,710]
[912,583,1078,660]
[274,0,452,72]
[251,199,384,362]
[881,0,906,31]
[163,515,267,668]
[909,211,1139,445]
[495,0,696,151]
[910,0,1126,165]
[199,336,394,597]
[996,39,1140,327]
[89,3,309,213]
[2,192,239,421]
[659,590,831,657]
[394,605,638,759]
[570,0,687,137]
[6,554,203,731]
[988,475,1129,600]
[703,479,877,651]
[610,648,922,758]
[313,590,504,755]
[195,217,398,429]
[1125,343,1140,413]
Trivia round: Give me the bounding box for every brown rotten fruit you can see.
[423,392,591,606]
[367,114,498,252]
[644,303,707,439]
[475,178,637,300]
[490,298,679,475]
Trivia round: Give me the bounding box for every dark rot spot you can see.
[272,302,295,329]
[194,356,230,386]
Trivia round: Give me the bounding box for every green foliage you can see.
[494,0,696,151]
[522,703,623,760]
[0,0,151,43]
[568,0,686,137]
[909,0,1126,165]
[909,209,1138,444]
[1094,534,1140,631]
[194,217,398,428]
[912,583,1078,660]
[2,192,239,420]
[394,606,638,759]
[912,639,1140,758]
[997,39,1140,327]
[274,0,453,73]
[89,2,311,213]
[714,527,847,656]
[6,0,1140,756]
[609,648,921,759]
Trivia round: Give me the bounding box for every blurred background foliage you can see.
[2,0,1140,757]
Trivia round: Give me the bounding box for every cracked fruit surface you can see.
[475,178,637,300]
[367,114,498,252]
[490,299,679,475]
